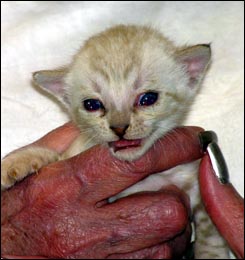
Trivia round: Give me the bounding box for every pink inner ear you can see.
[44,80,69,104]
[45,80,65,95]
[184,56,207,80]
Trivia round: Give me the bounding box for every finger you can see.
[32,122,80,153]
[107,221,192,259]
[80,187,191,258]
[166,221,192,258]
[107,243,172,259]
[199,154,244,259]
[64,126,204,202]
[99,186,190,250]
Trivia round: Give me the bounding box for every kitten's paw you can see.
[1,147,59,190]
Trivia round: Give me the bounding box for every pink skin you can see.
[199,155,244,259]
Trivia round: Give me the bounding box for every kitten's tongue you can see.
[109,139,142,152]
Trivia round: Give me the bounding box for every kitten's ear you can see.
[32,68,70,105]
[176,44,211,88]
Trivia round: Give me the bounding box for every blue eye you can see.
[83,99,104,112]
[136,92,158,107]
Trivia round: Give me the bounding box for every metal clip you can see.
[199,131,230,184]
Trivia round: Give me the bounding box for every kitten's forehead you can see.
[105,83,133,112]
[93,69,139,111]
[73,25,175,82]
[69,25,177,109]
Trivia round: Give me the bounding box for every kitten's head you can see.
[33,25,211,161]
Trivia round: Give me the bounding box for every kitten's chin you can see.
[108,137,154,162]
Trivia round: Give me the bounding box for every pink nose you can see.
[110,125,129,138]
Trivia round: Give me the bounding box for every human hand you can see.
[1,123,204,259]
[199,153,244,259]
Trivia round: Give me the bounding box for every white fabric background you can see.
[1,1,244,196]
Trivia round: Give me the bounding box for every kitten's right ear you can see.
[32,68,70,105]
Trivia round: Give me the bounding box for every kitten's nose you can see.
[110,125,129,138]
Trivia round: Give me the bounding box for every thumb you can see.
[32,122,80,153]
[199,154,244,259]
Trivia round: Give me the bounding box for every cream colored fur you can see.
[1,25,229,258]
[2,2,243,196]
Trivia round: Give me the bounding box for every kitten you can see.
[1,25,229,258]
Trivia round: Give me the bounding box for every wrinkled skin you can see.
[1,123,244,259]
[1,125,203,259]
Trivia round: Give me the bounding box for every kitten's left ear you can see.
[32,67,70,106]
[175,44,211,88]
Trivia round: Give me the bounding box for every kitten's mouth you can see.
[109,139,142,153]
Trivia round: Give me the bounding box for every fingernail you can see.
[198,131,218,152]
[207,142,230,184]
[199,131,230,184]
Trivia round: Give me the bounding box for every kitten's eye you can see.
[136,92,158,107]
[83,99,104,112]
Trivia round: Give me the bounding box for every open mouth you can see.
[109,139,142,153]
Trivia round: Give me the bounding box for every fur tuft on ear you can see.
[32,67,70,105]
[176,44,211,88]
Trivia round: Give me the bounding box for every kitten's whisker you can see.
[83,134,98,148]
